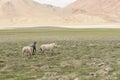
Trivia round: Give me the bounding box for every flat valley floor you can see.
[0,28,120,80]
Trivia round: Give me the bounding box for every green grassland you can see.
[0,28,120,80]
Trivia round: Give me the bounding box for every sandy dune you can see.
[0,0,120,29]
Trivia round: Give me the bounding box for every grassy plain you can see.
[0,28,120,80]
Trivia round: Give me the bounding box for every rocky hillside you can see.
[0,0,120,28]
[65,0,120,22]
[0,0,62,28]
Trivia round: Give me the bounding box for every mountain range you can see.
[0,0,120,28]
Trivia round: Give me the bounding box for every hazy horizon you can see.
[33,0,76,8]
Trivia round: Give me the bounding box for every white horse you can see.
[22,46,33,57]
[40,43,58,55]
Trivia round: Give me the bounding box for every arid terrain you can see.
[0,1,120,80]
[0,0,120,29]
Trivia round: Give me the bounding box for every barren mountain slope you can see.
[0,0,63,28]
[0,0,60,17]
[0,0,120,28]
[65,0,120,22]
